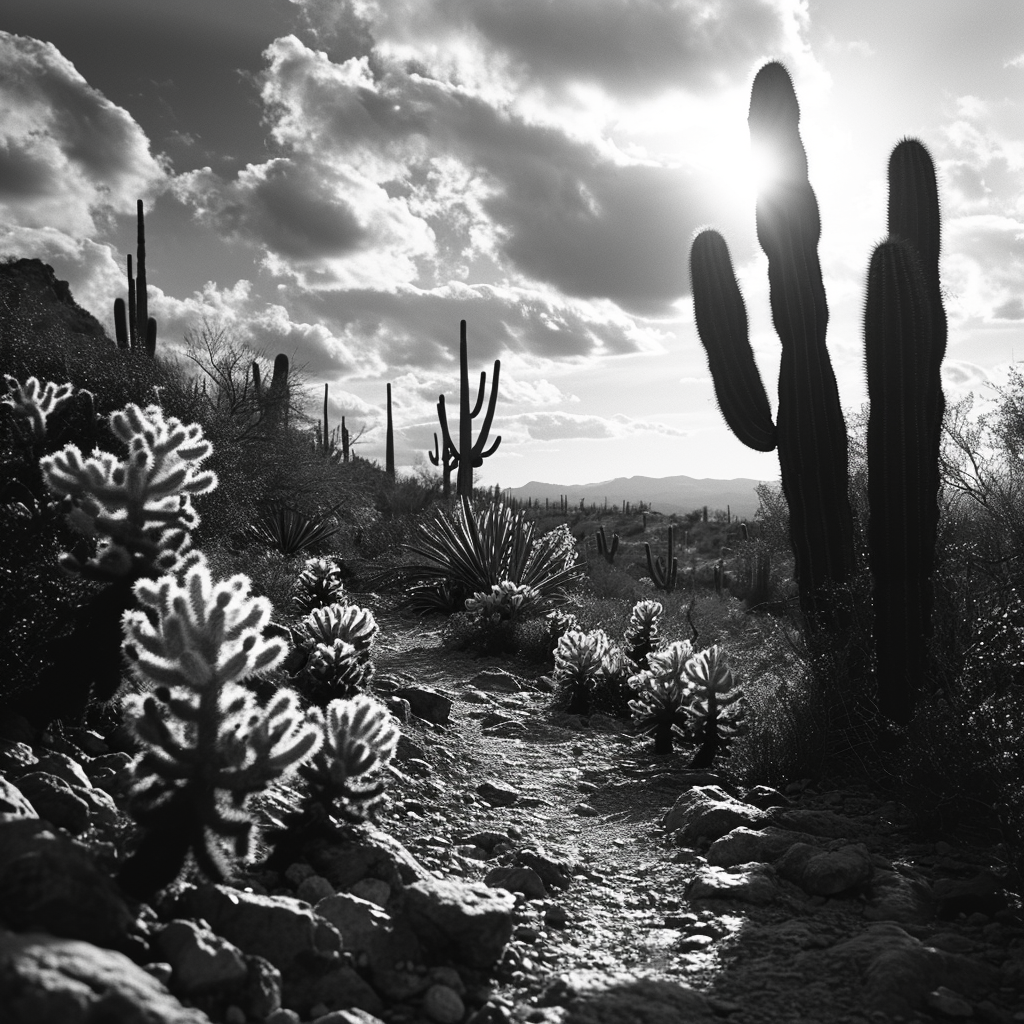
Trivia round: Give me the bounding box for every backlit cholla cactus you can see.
[623,599,663,671]
[302,694,399,822]
[2,375,76,443]
[553,628,611,716]
[297,602,378,657]
[628,640,698,755]
[465,581,541,623]
[293,602,378,704]
[292,557,346,615]
[116,553,322,900]
[40,403,216,580]
[681,644,748,769]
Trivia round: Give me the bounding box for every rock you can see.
[706,826,818,867]
[73,784,119,829]
[347,878,391,908]
[773,841,873,896]
[925,986,974,1017]
[315,893,393,959]
[304,822,431,891]
[0,928,210,1023]
[466,670,526,693]
[284,963,385,1018]
[686,863,783,905]
[0,777,39,823]
[401,876,516,969]
[741,784,793,810]
[932,870,1010,919]
[663,786,768,843]
[484,866,548,900]
[0,740,38,775]
[153,919,248,993]
[391,687,452,725]
[395,734,427,763]
[12,772,90,834]
[476,781,520,807]
[768,806,866,839]
[423,982,465,1023]
[171,883,342,974]
[384,697,411,724]
[516,846,575,890]
[32,751,92,789]
[541,969,716,1023]
[297,874,335,903]
[861,867,935,925]
[0,819,138,954]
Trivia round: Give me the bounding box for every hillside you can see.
[507,474,772,519]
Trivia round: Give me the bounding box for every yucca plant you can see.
[247,501,343,557]
[367,497,585,615]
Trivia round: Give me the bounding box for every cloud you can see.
[0,32,166,236]
[510,409,686,441]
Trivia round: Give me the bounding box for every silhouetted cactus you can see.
[437,320,501,497]
[644,525,678,593]
[113,201,157,356]
[385,382,395,480]
[595,524,619,564]
[428,430,458,498]
[690,61,855,629]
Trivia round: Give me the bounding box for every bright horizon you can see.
[1,1,1022,488]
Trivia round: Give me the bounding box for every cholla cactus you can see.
[40,403,216,580]
[465,581,541,623]
[292,557,346,615]
[628,640,697,755]
[302,694,399,821]
[2,375,76,443]
[623,599,663,671]
[296,602,378,659]
[116,552,322,900]
[681,644,747,769]
[301,638,373,704]
[553,628,610,715]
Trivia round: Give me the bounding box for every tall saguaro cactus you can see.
[385,383,395,480]
[436,320,501,498]
[428,430,458,498]
[113,200,157,357]
[690,61,855,630]
[865,141,947,726]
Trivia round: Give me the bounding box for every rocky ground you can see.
[1,596,1023,1024]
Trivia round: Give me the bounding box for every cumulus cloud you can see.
[0,32,166,236]
[509,409,686,441]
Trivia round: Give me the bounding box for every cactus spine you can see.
[437,320,501,498]
[690,61,855,630]
[113,201,157,356]
[385,383,395,480]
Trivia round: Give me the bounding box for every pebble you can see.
[423,983,465,1023]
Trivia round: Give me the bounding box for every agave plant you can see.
[628,640,697,755]
[247,501,343,557]
[366,497,585,615]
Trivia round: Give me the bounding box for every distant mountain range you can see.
[507,474,773,520]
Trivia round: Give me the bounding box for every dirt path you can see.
[360,605,1022,1024]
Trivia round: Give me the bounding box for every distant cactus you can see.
[117,553,322,899]
[595,525,619,564]
[437,320,501,497]
[644,525,679,593]
[428,430,458,498]
[113,201,157,356]
[385,382,395,479]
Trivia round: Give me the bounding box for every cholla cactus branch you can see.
[2,375,76,443]
[40,404,217,579]
[117,553,322,899]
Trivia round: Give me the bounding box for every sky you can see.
[1,0,1022,490]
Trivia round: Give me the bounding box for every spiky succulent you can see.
[628,640,698,755]
[292,557,346,615]
[117,552,322,899]
[2,375,76,443]
[295,602,378,659]
[681,644,748,769]
[464,580,541,623]
[553,628,610,716]
[623,599,663,671]
[300,638,373,704]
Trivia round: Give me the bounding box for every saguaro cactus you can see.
[690,61,855,629]
[265,354,289,428]
[437,320,501,497]
[385,383,395,480]
[113,200,157,357]
[428,430,458,498]
[644,525,679,593]
[864,141,946,726]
